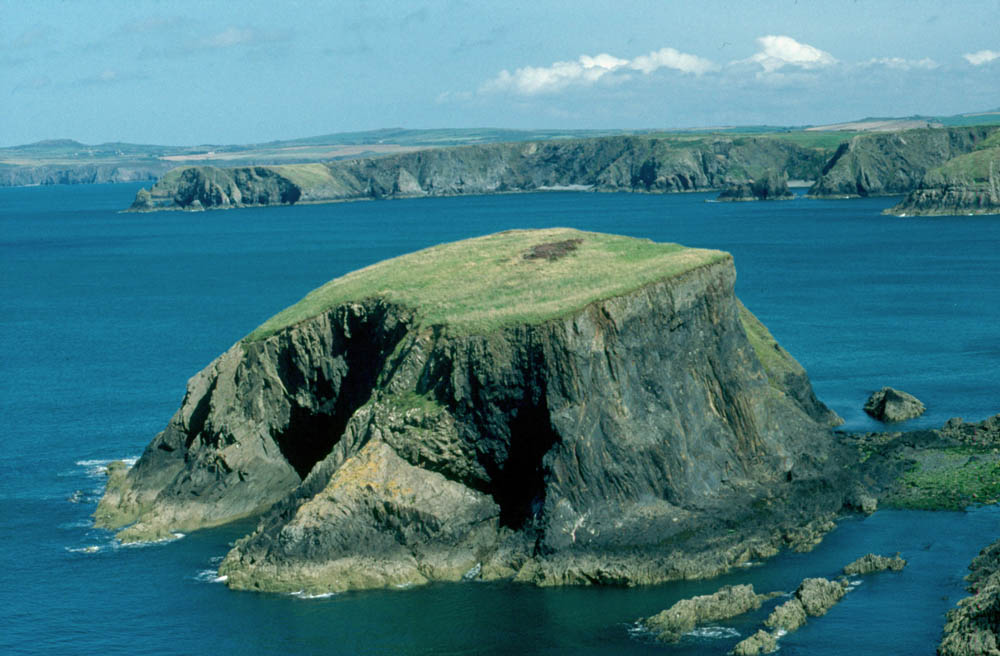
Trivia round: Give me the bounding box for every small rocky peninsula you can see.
[886,144,1000,216]
[716,171,793,201]
[96,228,861,594]
[807,126,997,198]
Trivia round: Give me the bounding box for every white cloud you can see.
[865,57,939,70]
[744,35,836,73]
[202,27,257,48]
[482,53,629,95]
[481,47,713,95]
[629,47,716,75]
[964,49,1000,65]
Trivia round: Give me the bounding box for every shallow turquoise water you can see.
[2,183,999,654]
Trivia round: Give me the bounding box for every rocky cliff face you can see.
[96,229,852,593]
[886,146,1000,216]
[126,136,829,211]
[808,127,998,198]
[0,162,170,187]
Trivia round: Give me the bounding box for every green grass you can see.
[930,146,1000,183]
[886,448,1000,510]
[269,163,337,187]
[737,302,803,384]
[247,228,728,340]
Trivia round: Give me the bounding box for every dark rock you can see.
[641,584,767,642]
[843,552,906,575]
[716,171,793,201]
[864,387,926,422]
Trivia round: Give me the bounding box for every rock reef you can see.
[641,584,770,642]
[97,228,854,593]
[940,537,1000,656]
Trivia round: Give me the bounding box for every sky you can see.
[2,0,999,146]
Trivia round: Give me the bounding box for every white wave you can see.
[75,456,139,478]
[58,519,95,529]
[120,532,185,548]
[209,555,225,564]
[626,621,654,640]
[66,545,102,554]
[291,590,336,599]
[686,626,741,640]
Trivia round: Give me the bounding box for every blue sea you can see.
[2,183,999,655]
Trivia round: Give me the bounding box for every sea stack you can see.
[96,228,850,593]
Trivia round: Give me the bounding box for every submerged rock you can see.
[641,584,767,642]
[96,228,852,593]
[864,387,926,422]
[843,552,907,575]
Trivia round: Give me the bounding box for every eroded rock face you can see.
[864,387,926,423]
[641,584,767,642]
[97,245,851,593]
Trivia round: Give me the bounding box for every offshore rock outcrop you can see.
[864,387,926,422]
[126,135,829,211]
[887,146,1000,216]
[716,171,793,201]
[808,127,998,198]
[843,552,906,575]
[97,229,853,593]
[640,584,770,642]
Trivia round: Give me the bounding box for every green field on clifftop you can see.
[248,228,728,340]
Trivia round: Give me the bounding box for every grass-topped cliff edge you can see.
[247,228,729,340]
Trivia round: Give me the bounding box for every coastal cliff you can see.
[886,145,1000,216]
[96,228,852,593]
[808,127,998,198]
[126,136,829,211]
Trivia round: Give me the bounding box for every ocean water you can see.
[2,183,999,655]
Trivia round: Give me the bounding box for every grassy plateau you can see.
[247,228,728,340]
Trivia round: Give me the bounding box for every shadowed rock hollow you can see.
[96,228,854,594]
